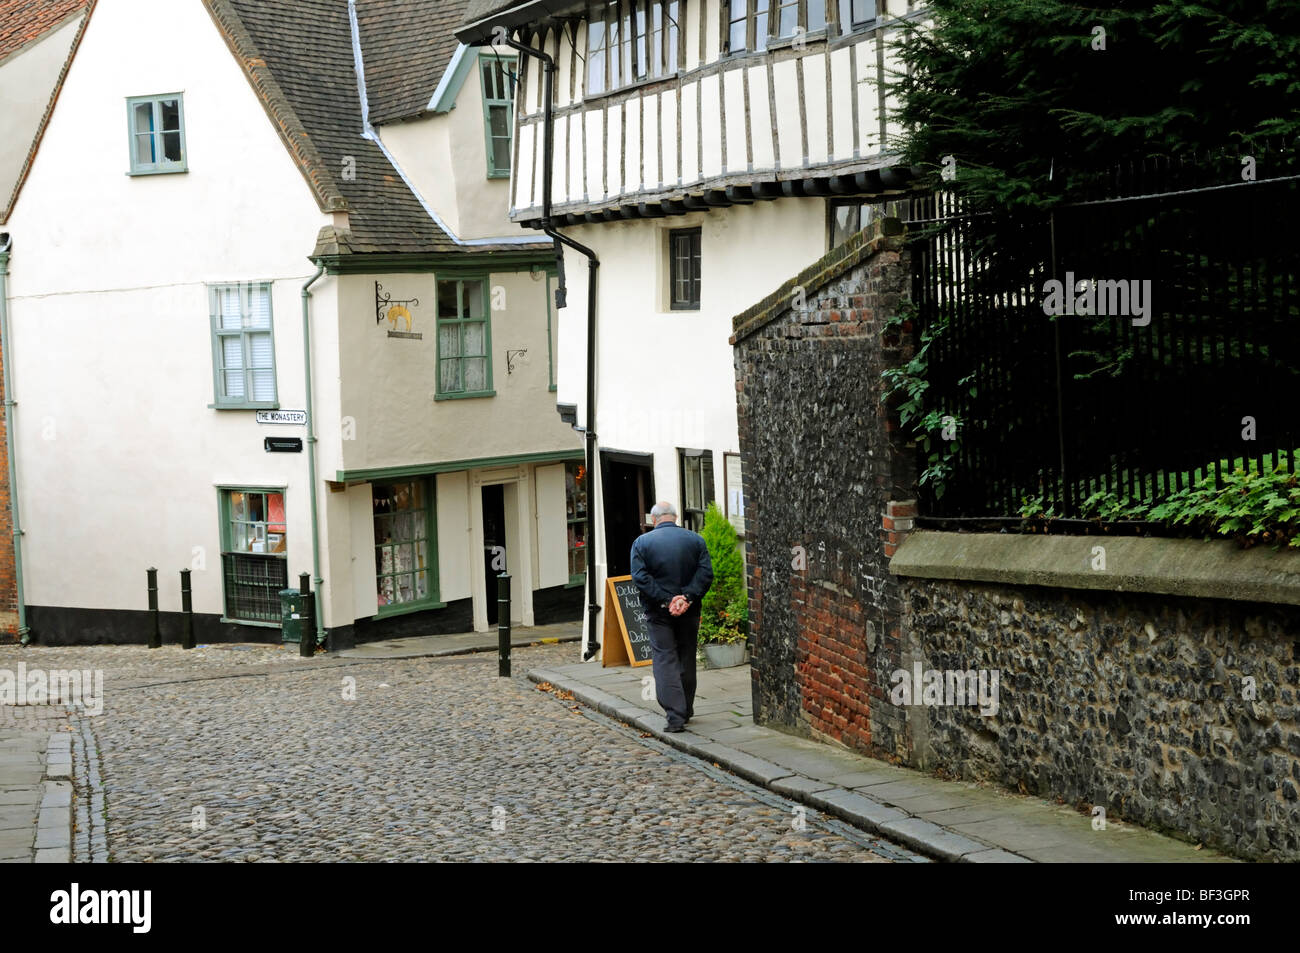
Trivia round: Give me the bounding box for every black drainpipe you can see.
[502,32,602,659]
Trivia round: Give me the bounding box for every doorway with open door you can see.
[482,483,507,625]
[599,450,655,578]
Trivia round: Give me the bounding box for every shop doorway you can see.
[600,451,655,578]
[482,483,506,625]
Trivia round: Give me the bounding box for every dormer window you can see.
[480,53,515,178]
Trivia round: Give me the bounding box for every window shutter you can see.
[222,336,246,399]
[247,283,272,328]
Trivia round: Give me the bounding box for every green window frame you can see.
[436,277,495,399]
[209,281,278,409]
[218,487,289,625]
[679,448,715,532]
[481,54,516,178]
[373,478,442,617]
[565,461,589,586]
[126,93,187,175]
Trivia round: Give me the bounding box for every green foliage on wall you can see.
[698,502,748,645]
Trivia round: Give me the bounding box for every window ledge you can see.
[767,29,830,53]
[374,599,446,620]
[585,70,681,103]
[219,617,282,629]
[127,166,188,176]
[210,402,281,411]
[435,390,496,401]
[890,531,1300,608]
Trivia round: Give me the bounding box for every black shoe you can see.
[664,723,686,733]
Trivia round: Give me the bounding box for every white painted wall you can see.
[3,0,332,620]
[554,198,828,645]
[377,47,518,241]
[534,464,569,590]
[0,12,84,218]
[436,470,472,604]
[336,269,578,474]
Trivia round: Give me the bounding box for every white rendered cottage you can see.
[0,0,587,647]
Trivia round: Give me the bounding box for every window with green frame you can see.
[373,479,440,614]
[565,461,589,584]
[436,278,493,398]
[126,93,187,175]
[481,54,515,178]
[219,488,288,624]
[209,282,277,409]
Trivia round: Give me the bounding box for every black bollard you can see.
[497,573,511,677]
[147,568,160,648]
[179,569,195,650]
[298,572,315,658]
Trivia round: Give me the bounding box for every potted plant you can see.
[697,502,749,669]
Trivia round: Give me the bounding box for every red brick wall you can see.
[791,574,872,750]
[732,218,918,755]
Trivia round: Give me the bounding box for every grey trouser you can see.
[646,608,699,728]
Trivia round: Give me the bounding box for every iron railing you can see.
[907,151,1300,524]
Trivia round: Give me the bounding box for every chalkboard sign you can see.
[602,576,654,668]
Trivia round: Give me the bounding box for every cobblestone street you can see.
[0,642,912,863]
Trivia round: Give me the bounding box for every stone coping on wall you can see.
[729,216,906,345]
[891,531,1300,607]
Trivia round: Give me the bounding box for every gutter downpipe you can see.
[0,234,29,645]
[502,33,602,660]
[302,262,327,648]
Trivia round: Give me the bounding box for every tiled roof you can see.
[207,0,541,256]
[0,0,86,63]
[1,0,93,224]
[357,0,468,126]
[206,0,455,254]
[461,1,530,28]
[457,0,580,42]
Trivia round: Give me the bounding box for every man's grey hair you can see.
[650,501,677,519]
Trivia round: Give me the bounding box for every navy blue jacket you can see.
[630,521,714,611]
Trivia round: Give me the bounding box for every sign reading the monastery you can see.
[602,576,653,668]
[255,410,307,425]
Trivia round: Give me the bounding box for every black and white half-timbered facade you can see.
[457,0,922,655]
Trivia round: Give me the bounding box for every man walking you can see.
[630,502,713,732]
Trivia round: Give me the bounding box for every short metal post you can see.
[298,572,314,658]
[179,569,194,650]
[147,568,160,648]
[497,573,511,677]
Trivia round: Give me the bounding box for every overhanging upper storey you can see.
[458,0,924,228]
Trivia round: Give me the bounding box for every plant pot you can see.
[703,642,747,669]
